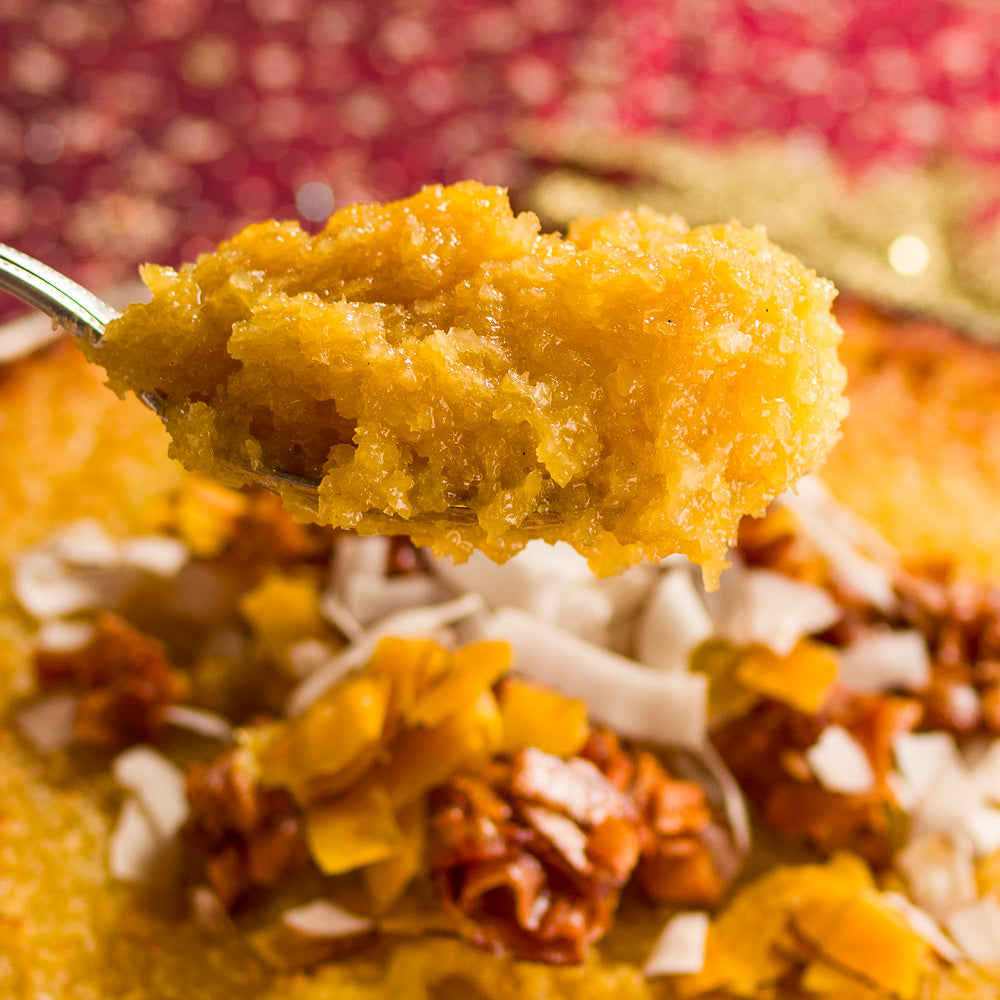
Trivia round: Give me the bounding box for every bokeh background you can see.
[2,0,999,332]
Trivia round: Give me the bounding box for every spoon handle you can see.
[0,243,120,347]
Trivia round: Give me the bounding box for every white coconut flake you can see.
[109,797,164,882]
[50,519,121,566]
[804,725,876,795]
[281,900,373,939]
[882,892,962,963]
[534,584,614,647]
[972,741,1000,804]
[838,629,930,694]
[112,746,189,838]
[162,705,235,743]
[943,684,982,732]
[435,541,594,607]
[286,638,339,679]
[596,564,660,654]
[961,804,1000,856]
[704,561,839,657]
[13,521,190,621]
[288,592,484,716]
[287,642,368,717]
[478,607,706,748]
[342,573,447,627]
[16,694,77,752]
[433,542,615,645]
[643,911,709,977]
[893,731,960,804]
[779,476,897,611]
[896,833,978,921]
[944,896,1000,965]
[912,758,981,844]
[330,535,392,589]
[35,619,95,652]
[120,535,188,577]
[12,549,125,619]
[635,567,713,672]
[318,592,366,642]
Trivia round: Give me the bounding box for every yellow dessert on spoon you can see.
[0,181,847,582]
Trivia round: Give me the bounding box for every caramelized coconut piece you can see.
[429,730,729,964]
[90,182,847,580]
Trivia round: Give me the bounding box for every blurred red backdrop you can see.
[2,0,998,321]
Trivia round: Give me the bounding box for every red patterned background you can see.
[2,0,999,323]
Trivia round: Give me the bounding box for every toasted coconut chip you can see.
[943,896,1000,965]
[643,911,710,977]
[896,834,978,921]
[635,567,713,672]
[288,593,484,716]
[280,900,374,939]
[109,797,165,883]
[479,607,707,748]
[881,892,962,964]
[838,630,931,694]
[162,705,235,743]
[779,476,898,611]
[706,563,840,657]
[112,746,189,838]
[16,693,77,753]
[805,725,877,795]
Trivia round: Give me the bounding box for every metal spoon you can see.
[0,242,546,527]
[0,241,344,511]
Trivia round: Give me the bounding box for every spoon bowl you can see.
[0,242,557,529]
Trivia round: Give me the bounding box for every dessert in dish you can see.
[86,182,847,582]
[3,298,1000,999]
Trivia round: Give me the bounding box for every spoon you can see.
[0,241,340,510]
[0,242,538,526]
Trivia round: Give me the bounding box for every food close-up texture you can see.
[90,182,846,581]
[4,300,1000,1000]
[4,2,1000,1000]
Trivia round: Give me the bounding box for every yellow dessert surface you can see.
[89,182,847,582]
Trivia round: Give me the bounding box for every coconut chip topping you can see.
[9,475,1000,990]
[430,730,727,963]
